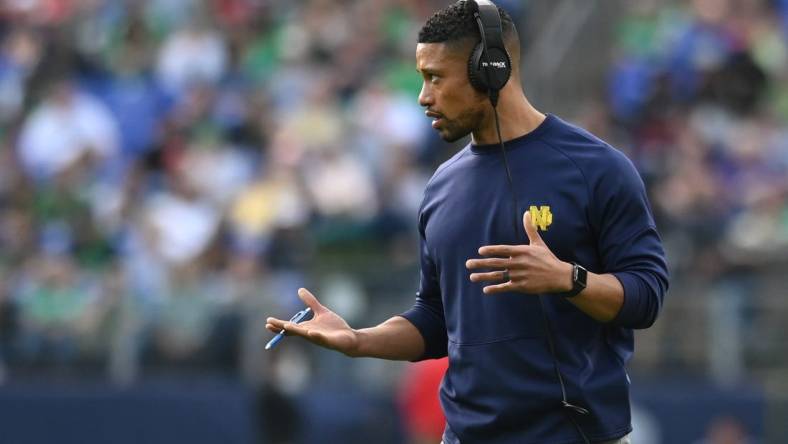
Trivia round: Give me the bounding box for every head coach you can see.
[266,1,669,443]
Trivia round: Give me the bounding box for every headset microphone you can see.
[467,1,591,442]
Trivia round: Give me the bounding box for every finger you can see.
[280,321,311,337]
[266,320,309,334]
[297,288,326,314]
[523,211,545,246]
[266,324,290,334]
[478,245,522,256]
[470,271,508,283]
[266,317,287,330]
[483,282,513,294]
[266,317,310,337]
[466,258,510,270]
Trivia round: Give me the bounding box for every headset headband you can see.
[471,0,507,55]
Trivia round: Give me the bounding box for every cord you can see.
[492,104,591,444]
[493,106,519,239]
[475,4,591,439]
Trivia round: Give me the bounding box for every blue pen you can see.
[266,307,312,350]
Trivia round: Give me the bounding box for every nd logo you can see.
[529,205,553,231]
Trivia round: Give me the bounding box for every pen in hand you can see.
[265,307,312,350]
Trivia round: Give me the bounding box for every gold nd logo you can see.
[529,205,553,231]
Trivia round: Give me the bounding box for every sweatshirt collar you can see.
[469,114,555,154]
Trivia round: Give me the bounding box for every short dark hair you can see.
[418,0,516,46]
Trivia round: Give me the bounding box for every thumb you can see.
[523,211,545,246]
[297,288,326,314]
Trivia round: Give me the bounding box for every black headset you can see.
[467,0,511,107]
[466,2,592,443]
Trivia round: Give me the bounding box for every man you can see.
[266,2,668,443]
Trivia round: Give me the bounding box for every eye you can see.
[429,75,441,84]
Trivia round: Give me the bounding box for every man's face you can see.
[416,42,487,142]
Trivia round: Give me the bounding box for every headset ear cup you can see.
[488,48,512,91]
[467,42,488,93]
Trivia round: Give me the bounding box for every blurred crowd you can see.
[603,0,788,383]
[609,0,788,270]
[0,0,476,383]
[0,0,785,394]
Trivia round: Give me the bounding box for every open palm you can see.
[266,288,360,356]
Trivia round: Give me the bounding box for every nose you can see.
[418,81,433,108]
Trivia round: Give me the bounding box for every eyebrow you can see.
[417,67,441,75]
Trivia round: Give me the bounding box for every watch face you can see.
[562,263,587,298]
[576,265,587,288]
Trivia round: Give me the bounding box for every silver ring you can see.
[502,270,510,282]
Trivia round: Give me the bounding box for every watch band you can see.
[560,263,587,298]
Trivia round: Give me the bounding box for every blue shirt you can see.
[401,114,669,444]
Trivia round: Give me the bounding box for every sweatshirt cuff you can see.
[611,271,651,329]
[399,306,448,361]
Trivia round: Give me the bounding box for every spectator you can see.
[155,16,228,95]
[13,253,107,366]
[140,166,222,267]
[16,79,120,181]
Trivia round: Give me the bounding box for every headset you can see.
[466,1,592,442]
[467,0,511,107]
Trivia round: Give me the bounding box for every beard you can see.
[436,107,485,142]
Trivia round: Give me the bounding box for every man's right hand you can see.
[266,288,362,357]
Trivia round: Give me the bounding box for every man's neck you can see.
[471,93,545,145]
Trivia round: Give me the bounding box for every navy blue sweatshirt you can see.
[400,114,669,444]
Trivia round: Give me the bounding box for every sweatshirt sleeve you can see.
[399,212,448,360]
[590,150,669,329]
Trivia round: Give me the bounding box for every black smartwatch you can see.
[559,262,587,298]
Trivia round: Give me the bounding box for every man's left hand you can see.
[466,211,573,295]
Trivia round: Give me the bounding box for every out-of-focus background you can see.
[0,0,785,442]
